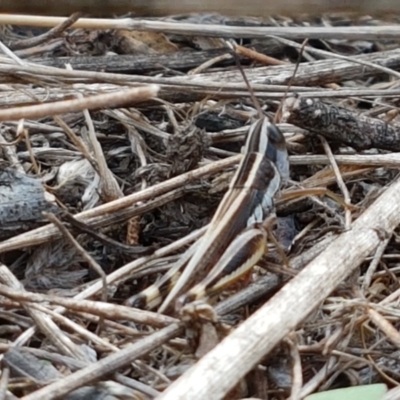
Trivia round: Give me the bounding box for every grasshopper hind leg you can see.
[176,226,267,311]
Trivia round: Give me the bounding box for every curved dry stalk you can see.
[279,187,354,211]
[320,136,352,229]
[10,12,83,51]
[73,73,124,202]
[44,212,108,305]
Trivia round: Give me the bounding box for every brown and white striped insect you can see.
[126,116,289,314]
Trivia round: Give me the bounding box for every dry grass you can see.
[0,12,400,400]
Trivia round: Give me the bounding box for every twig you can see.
[71,66,124,203]
[289,153,400,167]
[0,366,9,400]
[234,44,286,66]
[20,323,184,400]
[286,334,302,400]
[44,212,108,304]
[9,12,84,51]
[188,52,232,75]
[0,284,177,329]
[53,115,96,167]
[367,308,400,349]
[0,85,159,121]
[2,15,400,40]
[362,236,391,292]
[320,136,352,229]
[271,35,400,80]
[23,128,39,174]
[60,211,155,255]
[274,37,308,124]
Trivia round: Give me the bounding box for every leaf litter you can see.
[0,11,400,400]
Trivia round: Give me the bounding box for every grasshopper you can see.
[126,116,289,313]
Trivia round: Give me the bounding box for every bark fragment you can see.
[283,96,400,151]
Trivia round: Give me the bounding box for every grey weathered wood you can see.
[0,168,57,239]
[0,49,399,107]
[3,348,119,400]
[282,97,400,151]
[34,49,233,74]
[178,48,400,87]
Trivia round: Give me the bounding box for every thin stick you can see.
[20,323,184,400]
[0,85,159,121]
[229,40,263,118]
[44,212,108,305]
[275,38,308,124]
[320,136,353,229]
[272,35,400,80]
[2,15,400,40]
[0,367,9,400]
[286,334,302,400]
[10,12,83,51]
[362,236,391,292]
[0,284,177,328]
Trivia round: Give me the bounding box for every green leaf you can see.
[304,384,388,400]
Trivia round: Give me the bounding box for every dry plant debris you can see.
[1,11,400,400]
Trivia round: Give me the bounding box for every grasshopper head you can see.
[244,117,289,183]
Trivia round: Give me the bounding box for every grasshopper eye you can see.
[244,117,270,154]
[266,123,286,149]
[265,124,290,183]
[244,118,289,183]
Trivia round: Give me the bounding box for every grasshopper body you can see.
[126,117,289,312]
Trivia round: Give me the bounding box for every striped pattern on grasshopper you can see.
[126,117,289,313]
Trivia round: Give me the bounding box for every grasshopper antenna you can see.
[274,37,308,124]
[227,38,307,124]
[227,40,264,119]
